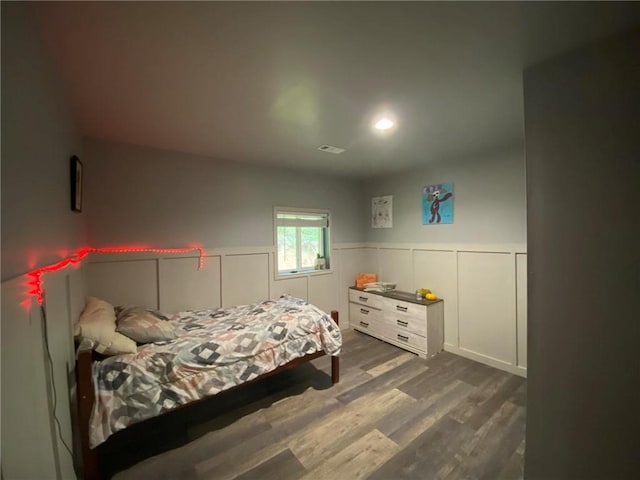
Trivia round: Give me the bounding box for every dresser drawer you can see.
[382,297,427,319]
[384,329,427,352]
[383,311,427,337]
[349,289,383,309]
[349,303,382,334]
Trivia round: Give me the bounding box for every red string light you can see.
[24,246,205,306]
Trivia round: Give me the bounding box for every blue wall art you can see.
[422,183,454,224]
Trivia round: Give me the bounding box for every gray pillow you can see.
[115,306,177,344]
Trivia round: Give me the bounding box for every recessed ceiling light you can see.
[374,118,395,130]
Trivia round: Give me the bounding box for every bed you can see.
[75,295,341,480]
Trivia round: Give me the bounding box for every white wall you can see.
[82,138,365,249]
[359,147,528,375]
[524,29,640,479]
[1,3,85,282]
[351,244,527,376]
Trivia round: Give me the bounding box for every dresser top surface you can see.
[350,286,443,306]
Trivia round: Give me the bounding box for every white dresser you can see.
[349,287,444,359]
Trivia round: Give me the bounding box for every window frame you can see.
[273,206,332,279]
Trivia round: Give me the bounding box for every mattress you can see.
[90,295,342,447]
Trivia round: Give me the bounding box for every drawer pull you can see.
[397,334,409,342]
[359,296,368,302]
[397,319,408,327]
[396,305,408,312]
[359,321,369,327]
[360,308,369,315]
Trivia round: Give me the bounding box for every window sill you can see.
[275,268,333,280]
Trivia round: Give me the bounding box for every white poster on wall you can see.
[372,195,393,228]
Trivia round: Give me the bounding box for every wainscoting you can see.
[84,245,364,328]
[81,245,386,334]
[360,243,527,377]
[84,242,527,376]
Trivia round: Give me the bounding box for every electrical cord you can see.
[40,303,75,460]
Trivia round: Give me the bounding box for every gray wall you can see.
[83,138,365,248]
[524,29,639,479]
[1,3,85,281]
[1,7,84,479]
[362,146,526,245]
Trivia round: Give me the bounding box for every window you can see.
[275,207,331,276]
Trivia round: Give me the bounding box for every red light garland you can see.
[25,246,205,306]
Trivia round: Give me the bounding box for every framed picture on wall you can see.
[372,195,393,228]
[422,183,453,224]
[70,155,83,212]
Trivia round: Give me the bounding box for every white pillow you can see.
[76,297,137,356]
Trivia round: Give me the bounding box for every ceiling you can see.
[31,2,640,178]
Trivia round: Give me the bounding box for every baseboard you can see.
[444,344,527,378]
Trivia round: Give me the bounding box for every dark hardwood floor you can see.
[108,330,526,480]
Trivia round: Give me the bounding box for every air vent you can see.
[317,144,345,154]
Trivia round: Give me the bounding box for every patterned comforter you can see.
[90,296,342,447]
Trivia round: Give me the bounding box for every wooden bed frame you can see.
[76,310,340,480]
